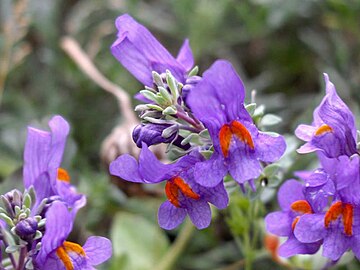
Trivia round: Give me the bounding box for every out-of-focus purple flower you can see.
[186,60,286,187]
[294,201,360,261]
[23,116,85,213]
[35,201,112,270]
[109,143,228,230]
[111,14,194,87]
[265,180,322,257]
[132,123,190,149]
[295,73,357,158]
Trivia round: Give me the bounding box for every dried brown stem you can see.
[60,36,137,123]
[60,36,140,163]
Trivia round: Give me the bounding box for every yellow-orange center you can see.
[290,200,313,231]
[219,120,254,157]
[165,176,200,208]
[314,124,333,136]
[325,202,353,236]
[57,168,71,183]
[56,241,85,270]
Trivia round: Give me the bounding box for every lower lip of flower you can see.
[219,120,254,157]
[165,176,200,207]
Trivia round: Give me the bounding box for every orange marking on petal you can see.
[165,181,180,207]
[219,124,232,157]
[290,200,313,214]
[57,168,71,183]
[230,120,254,150]
[56,246,74,270]
[291,216,300,231]
[173,176,200,200]
[56,241,85,270]
[325,201,343,228]
[63,241,86,256]
[342,204,353,236]
[315,124,333,136]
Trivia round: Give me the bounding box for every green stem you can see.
[16,247,27,270]
[157,218,195,270]
[243,230,252,270]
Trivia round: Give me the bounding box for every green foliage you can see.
[110,212,170,270]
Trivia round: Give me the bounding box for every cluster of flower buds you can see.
[266,74,360,262]
[0,116,112,270]
[109,14,286,230]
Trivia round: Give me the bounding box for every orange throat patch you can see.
[57,168,71,183]
[314,124,333,136]
[290,200,313,231]
[56,241,86,270]
[325,202,353,236]
[165,176,200,208]
[219,120,254,157]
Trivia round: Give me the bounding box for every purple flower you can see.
[294,201,360,261]
[23,116,85,212]
[111,14,194,87]
[295,73,358,158]
[35,201,112,270]
[109,143,228,230]
[292,158,360,261]
[265,179,322,257]
[186,60,286,187]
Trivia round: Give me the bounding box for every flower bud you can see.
[2,189,23,218]
[132,123,176,147]
[15,217,38,241]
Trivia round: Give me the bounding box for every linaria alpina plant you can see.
[109,14,286,230]
[0,116,112,270]
[266,74,360,267]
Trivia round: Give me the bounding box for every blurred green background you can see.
[1,0,360,269]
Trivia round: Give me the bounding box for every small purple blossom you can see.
[109,143,228,229]
[186,60,286,187]
[35,201,112,270]
[295,73,358,158]
[111,14,194,87]
[23,116,85,213]
[265,179,322,257]
[293,165,360,261]
[294,202,360,261]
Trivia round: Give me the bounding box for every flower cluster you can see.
[265,74,360,262]
[0,116,112,270]
[110,14,286,230]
